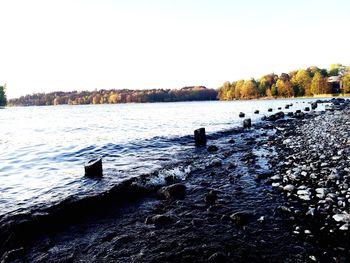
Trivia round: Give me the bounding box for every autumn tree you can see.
[234,80,244,99]
[241,79,258,99]
[311,72,330,95]
[276,79,293,97]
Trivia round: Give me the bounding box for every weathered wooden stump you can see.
[239,112,245,118]
[243,118,251,128]
[194,128,207,146]
[84,158,103,177]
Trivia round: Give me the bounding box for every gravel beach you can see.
[2,99,350,263]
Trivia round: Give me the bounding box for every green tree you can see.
[329,63,343,76]
[258,76,269,96]
[271,84,278,96]
[342,74,350,94]
[291,69,312,96]
[0,85,7,106]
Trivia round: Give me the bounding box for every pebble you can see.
[333,213,350,223]
[283,184,295,192]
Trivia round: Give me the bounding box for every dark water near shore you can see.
[0,99,327,217]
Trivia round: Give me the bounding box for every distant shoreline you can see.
[6,93,350,107]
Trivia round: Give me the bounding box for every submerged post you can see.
[243,118,251,128]
[239,112,245,118]
[194,128,207,146]
[84,158,103,177]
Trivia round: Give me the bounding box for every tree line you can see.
[8,86,218,106]
[0,85,7,106]
[218,64,350,100]
[6,64,350,107]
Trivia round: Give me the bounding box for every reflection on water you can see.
[0,99,325,215]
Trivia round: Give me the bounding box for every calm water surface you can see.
[0,99,326,215]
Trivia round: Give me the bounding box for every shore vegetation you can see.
[0,85,7,106]
[7,64,350,106]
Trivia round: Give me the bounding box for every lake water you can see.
[0,99,326,216]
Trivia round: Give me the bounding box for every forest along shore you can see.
[2,99,350,263]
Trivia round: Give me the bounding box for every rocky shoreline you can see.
[268,105,350,261]
[2,98,350,263]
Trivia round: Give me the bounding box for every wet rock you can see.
[257,216,265,223]
[254,110,259,114]
[207,145,219,152]
[283,184,295,192]
[209,158,223,167]
[294,111,305,118]
[255,171,273,181]
[239,112,245,118]
[340,224,349,231]
[1,247,24,263]
[304,107,310,111]
[158,183,186,199]
[208,252,227,263]
[333,213,350,223]
[270,175,281,181]
[268,108,273,112]
[316,188,327,199]
[266,111,284,121]
[277,205,292,214]
[204,191,218,205]
[230,211,255,225]
[145,214,175,225]
[297,189,311,201]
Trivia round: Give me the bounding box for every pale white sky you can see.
[0,0,349,98]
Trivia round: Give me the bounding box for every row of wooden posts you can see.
[85,116,252,178]
[85,101,321,177]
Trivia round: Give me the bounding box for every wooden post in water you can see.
[194,128,207,146]
[239,112,245,118]
[243,118,251,128]
[85,158,103,177]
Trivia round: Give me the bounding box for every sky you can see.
[0,0,349,99]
